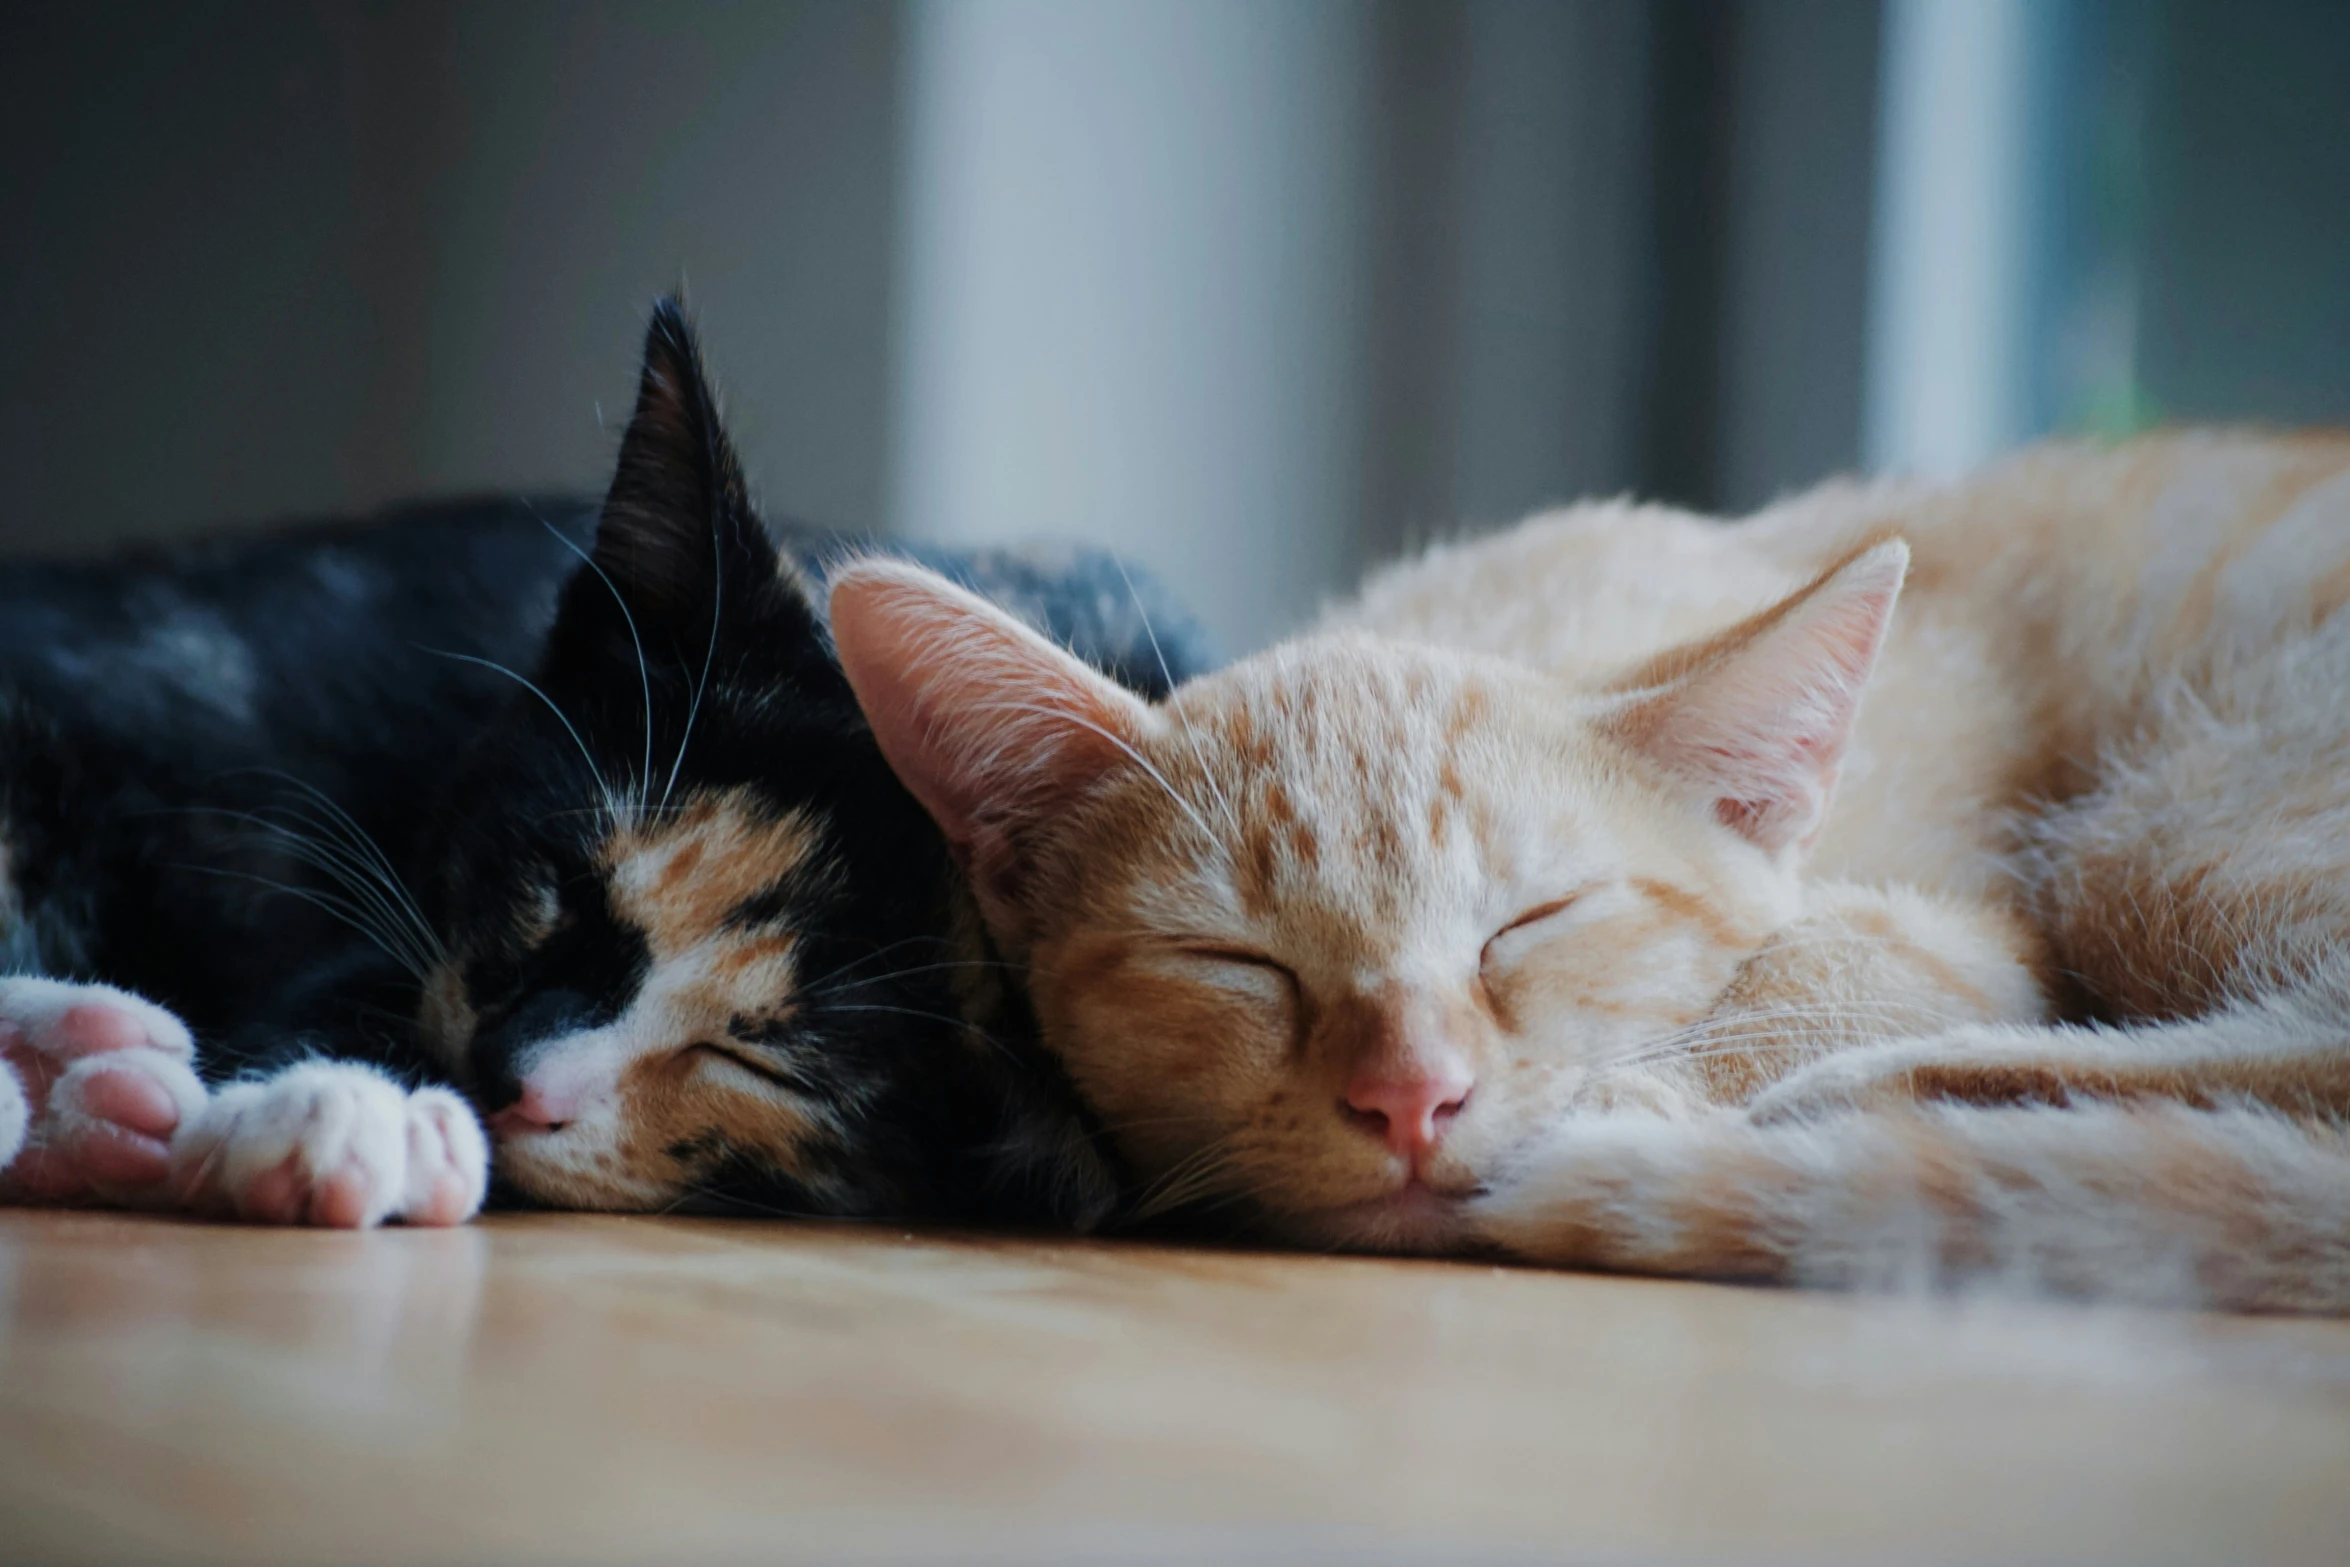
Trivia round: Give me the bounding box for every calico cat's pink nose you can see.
[1341,1060,1473,1160]
[486,1082,574,1137]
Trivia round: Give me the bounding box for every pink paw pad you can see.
[0,976,205,1203]
[233,1154,375,1228]
[30,1049,209,1200]
[53,1003,163,1059]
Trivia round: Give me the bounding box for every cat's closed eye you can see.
[688,1040,814,1096]
[1479,891,1591,972]
[1156,943,1301,1016]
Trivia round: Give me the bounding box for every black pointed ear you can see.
[548,298,809,681]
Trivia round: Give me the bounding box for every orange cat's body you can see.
[1352,431,2350,901]
[833,432,2350,1313]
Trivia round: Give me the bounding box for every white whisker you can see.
[1112,554,1240,841]
[415,645,619,821]
[540,516,655,817]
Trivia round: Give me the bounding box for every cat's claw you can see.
[0,977,207,1202]
[171,1063,488,1229]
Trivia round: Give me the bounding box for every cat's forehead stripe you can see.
[1152,657,1531,931]
[601,790,825,961]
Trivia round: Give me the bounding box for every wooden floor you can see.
[1,1215,2346,1566]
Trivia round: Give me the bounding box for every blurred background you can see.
[4,0,2346,652]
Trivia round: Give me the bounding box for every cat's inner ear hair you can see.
[829,559,1155,920]
[1603,538,1907,857]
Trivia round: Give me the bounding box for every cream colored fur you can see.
[832,431,2350,1312]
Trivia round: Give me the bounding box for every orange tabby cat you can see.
[831,431,2350,1312]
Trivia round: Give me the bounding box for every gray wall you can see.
[888,0,1375,651]
[1714,0,1882,510]
[2137,0,2350,427]
[3,1,2343,650]
[1342,1,1885,555]
[0,1,901,552]
[0,0,1887,648]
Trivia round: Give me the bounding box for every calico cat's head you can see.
[827,545,1906,1249]
[416,302,1109,1222]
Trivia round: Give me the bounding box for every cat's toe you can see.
[173,1063,414,1229]
[3,1046,207,1202]
[0,977,194,1066]
[0,980,202,1202]
[47,1048,208,1196]
[398,1088,488,1227]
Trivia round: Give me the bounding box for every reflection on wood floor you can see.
[1,1211,2346,1565]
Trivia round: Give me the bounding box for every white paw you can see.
[170,1062,488,1229]
[41,1047,210,1201]
[0,976,194,1064]
[0,1059,25,1174]
[398,1086,491,1227]
[0,978,206,1202]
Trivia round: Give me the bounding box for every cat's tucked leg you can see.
[1660,883,2049,1108]
[1759,663,2350,1126]
[169,1061,488,1228]
[1469,1099,2350,1312]
[0,976,209,1203]
[1751,986,2350,1123]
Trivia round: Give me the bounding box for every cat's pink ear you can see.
[828,559,1154,920]
[1606,540,1907,857]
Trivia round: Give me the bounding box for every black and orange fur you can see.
[0,301,1209,1224]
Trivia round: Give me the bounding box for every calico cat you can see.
[0,300,1202,1229]
[828,431,2350,1312]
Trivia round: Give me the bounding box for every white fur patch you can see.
[0,975,194,1062]
[171,1062,487,1229]
[0,1059,26,1174]
[0,978,205,1203]
[47,1047,208,1202]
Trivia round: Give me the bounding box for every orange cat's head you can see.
[828,543,1906,1251]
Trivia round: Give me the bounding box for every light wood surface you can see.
[1,1212,2346,1565]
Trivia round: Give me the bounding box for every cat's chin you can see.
[1297,1180,1474,1256]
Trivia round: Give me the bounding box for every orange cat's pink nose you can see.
[1340,1061,1473,1160]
